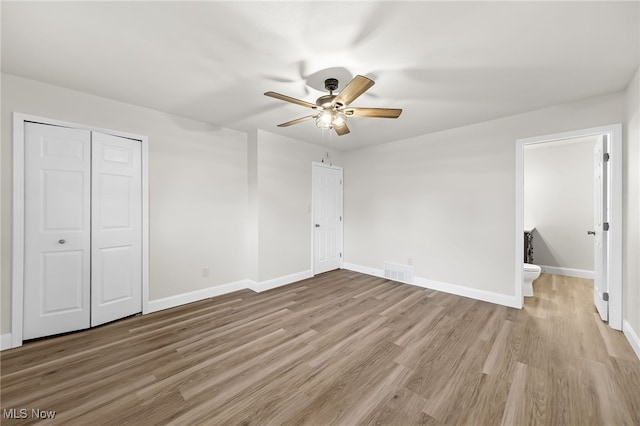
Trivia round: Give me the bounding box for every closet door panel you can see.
[91,132,142,326]
[23,123,91,339]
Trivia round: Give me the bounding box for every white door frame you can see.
[515,124,622,329]
[311,161,344,275]
[12,113,150,348]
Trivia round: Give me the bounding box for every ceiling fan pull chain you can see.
[329,129,333,165]
[321,127,327,162]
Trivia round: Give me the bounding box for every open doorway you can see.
[515,124,622,330]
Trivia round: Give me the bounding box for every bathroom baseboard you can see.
[539,265,594,279]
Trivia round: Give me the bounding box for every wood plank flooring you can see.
[1,270,639,425]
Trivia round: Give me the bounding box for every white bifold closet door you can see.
[24,123,92,339]
[91,131,142,327]
[23,122,142,340]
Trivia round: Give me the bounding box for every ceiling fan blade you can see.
[277,115,316,127]
[333,122,350,136]
[264,91,317,109]
[333,75,375,107]
[344,107,402,119]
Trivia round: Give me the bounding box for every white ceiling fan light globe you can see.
[332,112,346,127]
[316,110,333,128]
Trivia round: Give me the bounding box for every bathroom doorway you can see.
[515,124,622,330]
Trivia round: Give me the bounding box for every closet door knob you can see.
[58,239,66,244]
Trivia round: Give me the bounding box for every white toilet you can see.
[523,263,541,297]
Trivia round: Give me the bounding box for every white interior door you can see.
[23,123,91,339]
[91,132,142,326]
[593,135,608,322]
[313,164,343,274]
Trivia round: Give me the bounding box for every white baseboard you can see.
[623,320,640,360]
[146,269,315,314]
[1,333,13,351]
[147,279,252,314]
[343,263,521,309]
[539,265,594,279]
[413,276,521,308]
[248,269,313,293]
[343,262,384,278]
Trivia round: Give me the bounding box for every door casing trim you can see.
[515,123,622,329]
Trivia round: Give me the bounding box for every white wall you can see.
[1,73,249,334]
[343,91,626,301]
[624,66,640,346]
[2,70,637,350]
[247,130,259,282]
[524,138,595,271]
[255,130,341,281]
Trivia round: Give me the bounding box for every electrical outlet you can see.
[202,267,210,278]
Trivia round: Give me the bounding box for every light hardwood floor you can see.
[1,270,639,425]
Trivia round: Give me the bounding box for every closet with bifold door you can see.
[23,121,142,340]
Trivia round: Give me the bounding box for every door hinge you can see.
[340,252,342,258]
[603,222,610,231]
[603,292,609,302]
[603,153,610,162]
[340,179,342,185]
[340,216,342,221]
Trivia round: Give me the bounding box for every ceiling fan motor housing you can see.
[324,78,339,92]
[316,94,337,108]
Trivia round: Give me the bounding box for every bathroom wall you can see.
[524,137,596,274]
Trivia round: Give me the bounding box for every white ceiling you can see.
[2,1,638,151]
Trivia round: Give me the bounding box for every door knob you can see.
[315,224,320,228]
[587,231,596,235]
[58,239,66,244]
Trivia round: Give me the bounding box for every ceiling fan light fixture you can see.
[315,110,347,129]
[316,110,334,128]
[332,112,346,127]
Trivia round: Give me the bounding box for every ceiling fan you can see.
[264,75,402,136]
